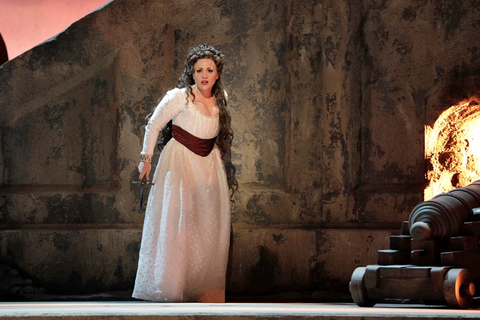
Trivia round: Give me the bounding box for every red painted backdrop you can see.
[0,0,110,60]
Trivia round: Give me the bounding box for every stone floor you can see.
[1,301,480,319]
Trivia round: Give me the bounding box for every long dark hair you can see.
[158,44,238,197]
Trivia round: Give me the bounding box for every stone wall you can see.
[1,0,479,299]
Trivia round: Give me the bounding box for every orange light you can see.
[425,97,480,200]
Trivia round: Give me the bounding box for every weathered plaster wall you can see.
[359,0,480,218]
[1,0,479,299]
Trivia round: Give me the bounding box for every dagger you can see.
[132,179,154,212]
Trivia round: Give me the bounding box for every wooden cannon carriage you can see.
[350,180,480,308]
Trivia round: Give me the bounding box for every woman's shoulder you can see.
[165,87,187,99]
[162,87,188,106]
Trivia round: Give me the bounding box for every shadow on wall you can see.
[0,33,7,64]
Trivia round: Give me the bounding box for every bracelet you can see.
[141,154,152,163]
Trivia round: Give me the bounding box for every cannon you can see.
[350,180,480,308]
[409,181,480,241]
[350,265,475,308]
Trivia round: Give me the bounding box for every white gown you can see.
[132,87,231,302]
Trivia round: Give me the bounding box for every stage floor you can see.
[1,302,480,319]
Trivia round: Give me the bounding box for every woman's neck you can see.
[193,85,213,99]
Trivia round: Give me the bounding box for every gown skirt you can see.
[132,138,231,302]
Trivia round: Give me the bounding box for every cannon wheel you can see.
[349,267,375,307]
[443,268,475,308]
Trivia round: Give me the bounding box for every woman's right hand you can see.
[138,161,152,180]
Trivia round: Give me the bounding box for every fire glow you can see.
[425,97,480,200]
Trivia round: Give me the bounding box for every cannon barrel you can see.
[409,180,480,241]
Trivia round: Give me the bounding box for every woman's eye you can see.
[196,69,202,73]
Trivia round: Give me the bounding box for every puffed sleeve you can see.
[141,88,184,156]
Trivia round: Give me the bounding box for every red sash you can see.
[172,125,217,157]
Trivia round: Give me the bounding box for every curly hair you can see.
[158,44,238,197]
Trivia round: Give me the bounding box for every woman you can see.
[132,44,236,303]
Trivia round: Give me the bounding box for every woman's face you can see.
[192,58,219,94]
